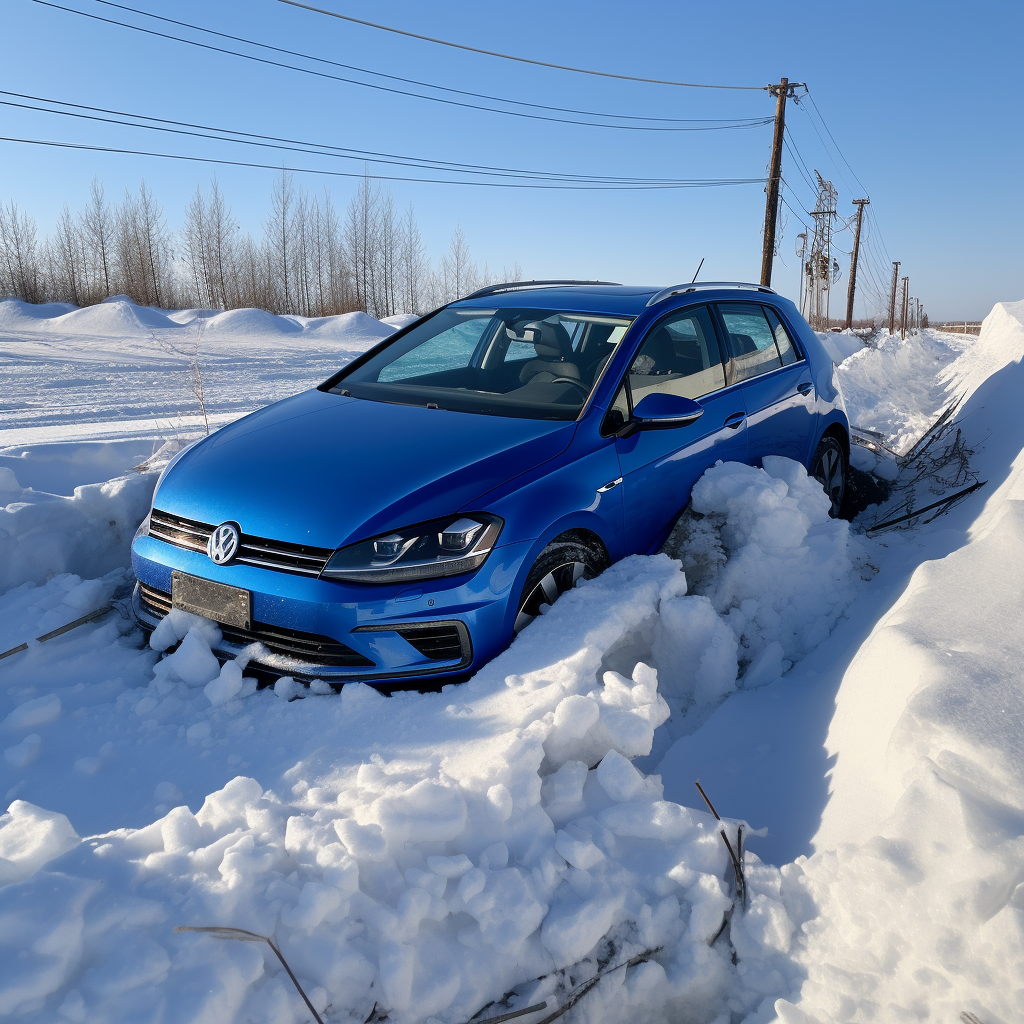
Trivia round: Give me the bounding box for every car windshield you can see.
[331,306,634,420]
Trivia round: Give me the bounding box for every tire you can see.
[811,434,847,518]
[514,538,609,634]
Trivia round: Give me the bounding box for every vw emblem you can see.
[207,522,240,565]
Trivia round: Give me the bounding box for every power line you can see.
[0,137,769,191]
[275,0,768,91]
[88,0,762,127]
[2,93,727,185]
[33,1,773,133]
[804,92,870,196]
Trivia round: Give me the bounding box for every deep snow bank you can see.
[0,457,865,1024]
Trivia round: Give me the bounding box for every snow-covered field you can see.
[2,297,1023,1024]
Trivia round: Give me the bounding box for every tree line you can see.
[0,173,520,317]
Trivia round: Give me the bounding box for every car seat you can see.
[517,321,581,384]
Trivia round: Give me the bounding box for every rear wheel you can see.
[811,435,847,518]
[514,538,608,634]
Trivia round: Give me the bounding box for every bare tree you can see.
[46,204,89,305]
[264,171,295,312]
[115,181,172,306]
[0,201,43,302]
[80,178,116,299]
[399,204,428,314]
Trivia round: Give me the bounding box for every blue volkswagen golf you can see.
[131,281,849,686]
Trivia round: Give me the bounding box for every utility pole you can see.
[760,78,803,287]
[888,261,901,334]
[844,198,870,329]
[900,277,909,340]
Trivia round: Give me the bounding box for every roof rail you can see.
[459,279,622,301]
[646,281,776,306]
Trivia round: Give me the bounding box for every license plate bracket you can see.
[171,571,251,630]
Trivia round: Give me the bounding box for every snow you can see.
[0,296,393,447]
[2,294,1024,1024]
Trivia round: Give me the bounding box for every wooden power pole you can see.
[844,198,870,329]
[900,277,909,340]
[888,261,901,334]
[760,78,801,288]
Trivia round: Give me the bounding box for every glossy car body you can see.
[131,282,849,685]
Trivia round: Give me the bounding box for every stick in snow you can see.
[175,926,325,1024]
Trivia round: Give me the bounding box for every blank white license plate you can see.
[171,570,251,630]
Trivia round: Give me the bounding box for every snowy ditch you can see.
[4,300,1024,1024]
[0,448,870,1023]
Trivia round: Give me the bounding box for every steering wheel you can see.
[548,376,589,395]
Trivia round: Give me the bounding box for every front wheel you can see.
[811,434,847,518]
[514,538,608,634]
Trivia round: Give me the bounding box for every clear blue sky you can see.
[2,0,1021,320]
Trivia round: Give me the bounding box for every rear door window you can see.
[717,303,783,382]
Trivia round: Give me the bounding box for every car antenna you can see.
[690,257,705,284]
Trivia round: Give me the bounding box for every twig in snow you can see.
[695,781,746,908]
[188,319,210,435]
[0,603,115,661]
[960,1013,987,1024]
[174,926,325,1024]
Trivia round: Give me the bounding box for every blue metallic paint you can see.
[132,284,849,685]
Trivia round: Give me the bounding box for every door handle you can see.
[797,382,814,397]
[597,477,622,493]
[724,412,746,429]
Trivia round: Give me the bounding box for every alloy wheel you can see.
[513,560,587,633]
[814,444,845,517]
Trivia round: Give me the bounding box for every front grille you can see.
[396,624,466,662]
[149,510,333,578]
[137,583,373,668]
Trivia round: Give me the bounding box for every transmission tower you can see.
[802,171,838,330]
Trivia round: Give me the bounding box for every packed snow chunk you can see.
[653,595,739,707]
[334,818,388,861]
[541,889,623,967]
[371,779,468,846]
[0,801,80,885]
[149,607,221,652]
[205,660,244,705]
[740,640,785,689]
[596,749,659,802]
[669,458,861,667]
[3,693,61,730]
[4,733,42,768]
[155,626,221,687]
[194,776,264,832]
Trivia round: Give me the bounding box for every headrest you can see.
[509,319,572,359]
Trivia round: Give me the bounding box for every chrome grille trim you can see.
[149,510,333,577]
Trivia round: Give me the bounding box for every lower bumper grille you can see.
[395,624,466,662]
[137,583,374,668]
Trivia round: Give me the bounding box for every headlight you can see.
[320,513,503,584]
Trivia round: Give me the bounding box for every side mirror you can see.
[629,393,705,431]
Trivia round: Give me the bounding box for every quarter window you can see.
[717,303,783,382]
[627,306,725,404]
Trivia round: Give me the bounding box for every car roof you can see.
[448,281,780,318]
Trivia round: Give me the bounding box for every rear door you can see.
[613,305,748,553]
[714,302,816,466]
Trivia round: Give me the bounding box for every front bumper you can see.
[131,534,533,685]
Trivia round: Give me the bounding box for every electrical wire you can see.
[1,93,728,184]
[88,0,763,127]
[0,137,769,191]
[33,1,773,133]
[275,0,768,91]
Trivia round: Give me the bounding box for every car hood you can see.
[154,389,575,548]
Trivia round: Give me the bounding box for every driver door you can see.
[613,305,748,553]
